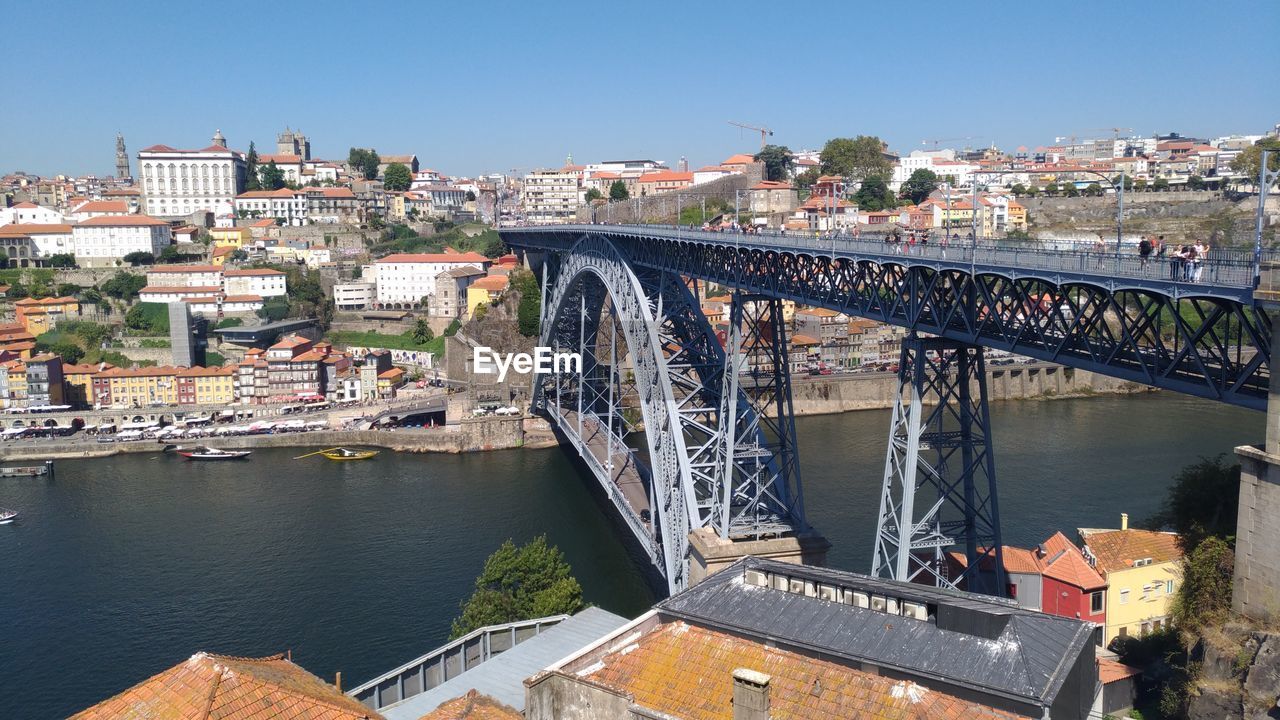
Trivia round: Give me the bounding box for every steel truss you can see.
[534,235,805,594]
[872,334,1004,595]
[505,229,1272,411]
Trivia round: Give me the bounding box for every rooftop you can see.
[69,651,381,720]
[378,252,490,265]
[1079,523,1182,574]
[416,690,520,720]
[77,214,169,227]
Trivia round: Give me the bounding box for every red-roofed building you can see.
[137,136,247,218]
[0,201,63,226]
[720,153,758,171]
[369,253,492,308]
[71,214,173,266]
[747,180,798,216]
[637,170,694,195]
[69,200,130,222]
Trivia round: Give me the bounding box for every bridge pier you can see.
[1234,306,1280,621]
[872,334,1005,596]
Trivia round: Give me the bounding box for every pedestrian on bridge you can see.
[1139,236,1153,269]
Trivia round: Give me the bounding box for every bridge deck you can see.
[552,408,651,529]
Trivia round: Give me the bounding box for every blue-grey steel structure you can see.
[502,224,1273,594]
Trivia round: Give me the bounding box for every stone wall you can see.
[1189,623,1280,719]
[1022,193,1270,245]
[1233,444,1280,622]
[788,364,1148,416]
[576,165,765,225]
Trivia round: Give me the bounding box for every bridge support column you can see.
[1234,307,1280,621]
[871,333,1005,596]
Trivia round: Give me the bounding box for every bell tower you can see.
[115,133,130,180]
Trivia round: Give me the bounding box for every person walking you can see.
[1138,235,1153,270]
[1193,241,1207,282]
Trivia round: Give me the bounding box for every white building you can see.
[71,215,172,266]
[0,202,63,225]
[69,200,131,222]
[0,223,73,259]
[256,154,304,185]
[693,166,735,185]
[146,265,224,288]
[891,149,957,190]
[333,282,376,310]
[234,189,308,225]
[139,286,224,303]
[521,170,580,224]
[137,134,247,219]
[369,252,491,307]
[223,268,287,297]
[184,294,264,315]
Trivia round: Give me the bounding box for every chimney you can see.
[334,671,342,692]
[732,668,771,720]
[1121,513,1129,531]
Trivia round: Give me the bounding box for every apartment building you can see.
[521,169,580,224]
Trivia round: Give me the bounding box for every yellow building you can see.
[179,366,236,405]
[210,226,251,250]
[1,359,27,407]
[1079,514,1184,645]
[466,274,510,319]
[376,367,404,399]
[14,296,80,335]
[94,366,180,408]
[62,362,114,408]
[1007,200,1027,231]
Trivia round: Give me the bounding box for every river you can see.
[0,392,1262,719]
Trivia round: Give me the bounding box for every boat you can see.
[294,447,379,461]
[0,508,17,524]
[176,446,252,460]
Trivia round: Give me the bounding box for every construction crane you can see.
[920,136,980,149]
[729,121,774,149]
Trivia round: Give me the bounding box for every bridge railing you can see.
[538,224,1272,291]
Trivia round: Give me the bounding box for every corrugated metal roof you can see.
[657,557,1094,710]
[380,607,628,719]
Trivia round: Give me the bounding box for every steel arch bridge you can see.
[502,224,1273,595]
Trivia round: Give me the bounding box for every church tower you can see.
[212,129,227,148]
[115,133,130,179]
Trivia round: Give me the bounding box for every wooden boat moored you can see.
[294,447,379,461]
[176,446,252,460]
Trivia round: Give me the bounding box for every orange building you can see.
[14,296,80,335]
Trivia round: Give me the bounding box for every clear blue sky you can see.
[4,0,1277,178]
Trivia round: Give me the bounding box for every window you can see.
[1118,626,1128,639]
[1119,589,1129,604]
[1090,591,1104,614]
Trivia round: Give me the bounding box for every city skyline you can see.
[3,0,1277,178]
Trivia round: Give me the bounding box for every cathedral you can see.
[276,127,311,160]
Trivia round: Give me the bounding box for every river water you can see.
[0,393,1262,718]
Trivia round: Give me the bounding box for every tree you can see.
[48,253,76,268]
[852,175,895,211]
[1142,455,1239,553]
[383,162,412,191]
[899,169,939,204]
[259,160,285,190]
[793,167,821,191]
[584,188,603,203]
[244,141,262,191]
[444,318,462,337]
[55,283,81,297]
[1153,177,1170,192]
[101,272,146,301]
[819,136,892,181]
[754,144,793,182]
[512,269,541,337]
[1171,535,1235,635]
[230,249,249,261]
[450,536,584,639]
[1044,181,1060,197]
[411,318,434,344]
[257,296,290,322]
[1135,178,1148,192]
[1010,183,1027,196]
[1084,183,1104,197]
[1229,136,1280,182]
[1063,184,1080,198]
[1187,175,1206,190]
[49,341,84,364]
[125,302,170,333]
[465,190,477,202]
[608,180,629,201]
[122,251,155,266]
[348,147,381,180]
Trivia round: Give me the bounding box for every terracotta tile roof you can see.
[1079,527,1182,574]
[1097,658,1142,685]
[579,622,1028,720]
[750,180,793,190]
[417,689,521,719]
[251,218,279,227]
[950,545,1045,576]
[149,264,223,274]
[378,368,405,380]
[63,362,115,374]
[225,268,286,277]
[305,187,357,199]
[74,200,129,213]
[69,651,383,720]
[377,252,489,264]
[638,170,694,184]
[469,275,509,292]
[722,153,757,166]
[141,285,223,294]
[12,201,38,208]
[1039,531,1107,590]
[77,214,170,227]
[0,222,73,236]
[790,334,820,346]
[213,246,237,257]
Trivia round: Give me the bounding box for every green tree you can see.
[584,187,603,203]
[608,180,629,201]
[55,283,81,297]
[1229,136,1280,181]
[899,169,940,204]
[512,268,541,337]
[465,190,477,202]
[1153,177,1170,192]
[1044,181,1060,197]
[125,302,170,333]
[48,253,76,268]
[257,296,290,322]
[450,536,584,639]
[1063,184,1080,197]
[1085,183,1104,197]
[122,251,155,266]
[754,144,793,182]
[1171,535,1234,636]
[348,147,381,180]
[819,136,892,181]
[101,272,146,301]
[244,141,262,191]
[852,175,895,211]
[793,167,821,191]
[1135,178,1148,192]
[444,318,462,337]
[1010,183,1027,196]
[1142,455,1239,553]
[49,341,84,364]
[230,249,249,261]
[259,160,286,190]
[383,162,412,191]
[411,318,435,344]
[1187,175,1206,190]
